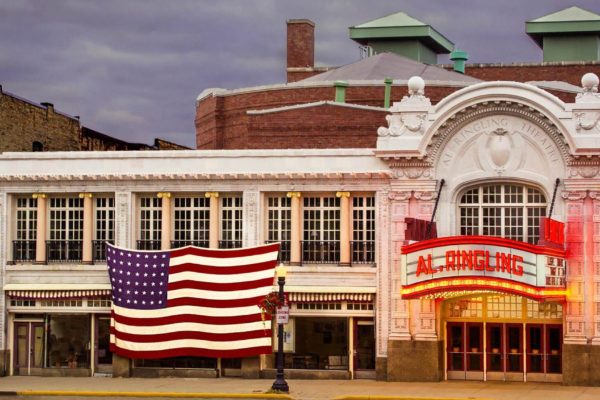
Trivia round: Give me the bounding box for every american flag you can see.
[106,242,280,359]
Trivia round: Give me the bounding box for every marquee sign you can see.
[400,236,567,301]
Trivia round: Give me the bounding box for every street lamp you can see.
[271,263,289,393]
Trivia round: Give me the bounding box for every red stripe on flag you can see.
[168,277,274,292]
[110,327,269,343]
[169,260,277,275]
[109,345,274,359]
[170,243,280,259]
[112,310,264,326]
[166,295,266,308]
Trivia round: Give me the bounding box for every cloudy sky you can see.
[1,0,598,148]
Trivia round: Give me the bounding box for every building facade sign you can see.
[401,236,567,300]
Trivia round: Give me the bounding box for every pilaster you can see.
[376,190,391,358]
[337,191,351,266]
[115,192,132,249]
[79,193,94,264]
[205,192,220,249]
[243,190,259,247]
[33,193,47,264]
[0,192,6,349]
[388,190,412,341]
[287,191,302,265]
[157,192,172,250]
[562,190,587,344]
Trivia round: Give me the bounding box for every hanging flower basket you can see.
[258,291,287,323]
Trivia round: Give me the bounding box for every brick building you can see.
[4,5,600,386]
[0,86,189,152]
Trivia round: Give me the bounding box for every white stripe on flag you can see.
[167,286,272,301]
[168,268,274,284]
[113,320,271,335]
[112,304,262,318]
[113,337,272,352]
[169,251,279,267]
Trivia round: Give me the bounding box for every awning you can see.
[4,284,111,299]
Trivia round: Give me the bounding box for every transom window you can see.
[459,184,546,244]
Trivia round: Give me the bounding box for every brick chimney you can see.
[286,19,315,82]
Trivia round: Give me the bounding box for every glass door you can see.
[505,324,523,380]
[486,323,504,379]
[447,322,465,379]
[466,323,483,379]
[353,319,375,379]
[95,317,113,374]
[14,322,44,375]
[545,325,562,374]
[527,325,543,374]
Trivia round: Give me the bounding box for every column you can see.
[157,192,171,251]
[33,193,47,265]
[114,192,132,249]
[80,193,93,264]
[337,191,351,265]
[287,192,301,265]
[205,192,220,249]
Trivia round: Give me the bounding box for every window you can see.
[220,196,242,248]
[266,196,291,262]
[352,196,375,263]
[459,184,546,244]
[302,196,340,263]
[173,197,210,247]
[94,197,114,261]
[48,197,83,262]
[139,197,162,250]
[14,197,37,262]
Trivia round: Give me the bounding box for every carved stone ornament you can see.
[392,167,431,179]
[574,112,600,132]
[377,113,427,137]
[388,191,412,201]
[578,166,600,178]
[561,190,588,201]
[575,72,600,104]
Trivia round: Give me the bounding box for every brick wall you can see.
[459,63,600,87]
[0,90,80,152]
[195,84,481,150]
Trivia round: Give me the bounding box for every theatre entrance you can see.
[444,295,563,382]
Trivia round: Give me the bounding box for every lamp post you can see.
[271,264,289,393]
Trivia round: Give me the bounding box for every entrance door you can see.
[504,324,524,381]
[446,322,483,380]
[526,324,562,382]
[14,322,44,375]
[353,319,375,379]
[95,317,113,375]
[486,323,504,380]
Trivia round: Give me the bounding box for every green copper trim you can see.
[349,25,454,53]
[334,81,348,103]
[384,78,393,109]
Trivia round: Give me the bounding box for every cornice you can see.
[0,171,392,183]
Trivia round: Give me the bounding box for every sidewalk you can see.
[1,376,600,400]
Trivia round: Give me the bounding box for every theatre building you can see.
[1,72,600,384]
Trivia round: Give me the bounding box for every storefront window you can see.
[135,357,217,369]
[286,317,348,370]
[48,314,90,368]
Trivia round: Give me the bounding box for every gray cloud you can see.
[1,0,598,147]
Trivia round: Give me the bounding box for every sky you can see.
[1,0,599,148]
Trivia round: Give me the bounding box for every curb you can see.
[333,397,490,400]
[0,391,293,399]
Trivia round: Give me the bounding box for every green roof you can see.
[349,11,454,54]
[526,6,600,46]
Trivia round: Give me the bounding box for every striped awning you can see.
[288,292,374,303]
[7,290,111,299]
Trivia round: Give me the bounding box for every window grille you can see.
[459,184,546,244]
[221,196,243,247]
[173,197,210,247]
[138,197,162,250]
[352,196,375,263]
[266,196,291,262]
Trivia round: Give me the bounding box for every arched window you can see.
[458,184,546,244]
